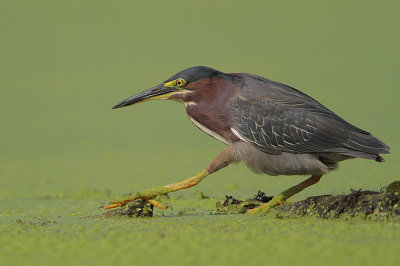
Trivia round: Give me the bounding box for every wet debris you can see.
[195,191,210,199]
[102,199,154,218]
[252,191,274,203]
[177,208,196,216]
[386,181,400,193]
[16,218,57,227]
[212,191,273,214]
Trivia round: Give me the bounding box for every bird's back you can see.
[229,73,390,162]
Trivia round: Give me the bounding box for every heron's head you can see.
[112,66,223,109]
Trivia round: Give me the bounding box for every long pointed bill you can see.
[112,84,177,109]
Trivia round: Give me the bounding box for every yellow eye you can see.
[176,79,186,87]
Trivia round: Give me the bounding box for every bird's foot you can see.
[102,171,209,211]
[247,195,287,214]
[103,193,140,209]
[103,192,171,211]
[103,200,133,209]
[103,197,170,210]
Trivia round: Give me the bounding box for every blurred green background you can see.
[1,0,399,265]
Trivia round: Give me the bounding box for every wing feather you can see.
[229,74,385,155]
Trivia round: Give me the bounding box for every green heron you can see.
[105,66,390,213]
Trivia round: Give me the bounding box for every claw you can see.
[103,203,123,209]
[146,199,171,210]
[103,199,133,209]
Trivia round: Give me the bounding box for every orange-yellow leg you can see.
[247,175,322,214]
[103,145,238,211]
[103,170,210,210]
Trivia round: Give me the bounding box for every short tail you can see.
[339,130,390,162]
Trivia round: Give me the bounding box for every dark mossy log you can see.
[213,181,400,219]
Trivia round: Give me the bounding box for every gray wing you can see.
[229,74,389,157]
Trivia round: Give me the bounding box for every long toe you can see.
[103,199,134,209]
[247,206,263,214]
